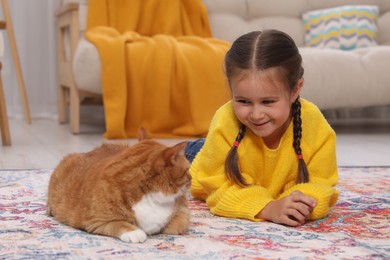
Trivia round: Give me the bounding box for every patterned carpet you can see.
[1,167,389,259]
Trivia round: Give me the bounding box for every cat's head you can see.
[137,128,192,196]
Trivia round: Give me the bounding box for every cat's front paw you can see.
[163,225,188,235]
[119,229,147,243]
[163,208,190,235]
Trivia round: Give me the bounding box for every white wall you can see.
[1,0,61,120]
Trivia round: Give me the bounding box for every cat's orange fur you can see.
[47,128,191,243]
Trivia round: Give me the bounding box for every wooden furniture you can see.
[0,0,33,145]
[56,3,102,134]
[1,0,31,125]
[0,61,10,145]
[0,21,11,146]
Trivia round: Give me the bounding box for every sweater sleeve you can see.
[278,110,339,220]
[189,103,275,221]
[190,144,275,221]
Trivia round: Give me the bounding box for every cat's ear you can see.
[138,127,151,141]
[163,142,188,165]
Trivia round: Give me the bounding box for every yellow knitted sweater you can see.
[190,99,339,221]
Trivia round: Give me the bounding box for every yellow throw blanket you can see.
[86,0,231,138]
[86,0,212,37]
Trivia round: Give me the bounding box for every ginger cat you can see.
[47,128,191,243]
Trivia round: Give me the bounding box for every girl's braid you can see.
[292,97,309,183]
[225,123,247,186]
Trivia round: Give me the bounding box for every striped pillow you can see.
[303,5,379,50]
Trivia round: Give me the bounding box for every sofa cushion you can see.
[73,37,102,94]
[299,46,390,109]
[303,5,379,50]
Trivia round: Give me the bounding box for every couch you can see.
[57,0,390,134]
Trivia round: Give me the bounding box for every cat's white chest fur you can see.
[132,191,179,235]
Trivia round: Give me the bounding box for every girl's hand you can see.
[257,191,317,226]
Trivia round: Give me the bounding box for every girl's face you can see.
[231,68,303,149]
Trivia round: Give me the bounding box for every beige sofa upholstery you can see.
[204,0,390,110]
[58,0,390,132]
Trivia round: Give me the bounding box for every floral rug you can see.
[1,167,389,259]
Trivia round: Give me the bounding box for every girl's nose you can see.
[250,106,265,121]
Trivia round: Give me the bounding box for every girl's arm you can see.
[190,136,276,221]
[278,128,339,220]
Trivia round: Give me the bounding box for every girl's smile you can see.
[252,121,270,127]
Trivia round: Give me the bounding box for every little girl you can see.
[186,29,339,227]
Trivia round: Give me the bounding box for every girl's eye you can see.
[236,99,250,104]
[262,100,275,105]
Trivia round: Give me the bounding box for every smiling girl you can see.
[186,30,339,226]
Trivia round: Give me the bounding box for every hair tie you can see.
[233,141,240,147]
[297,154,303,160]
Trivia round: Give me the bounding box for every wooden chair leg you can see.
[1,0,31,125]
[70,86,80,134]
[56,3,81,134]
[58,84,81,134]
[58,84,68,124]
[0,63,11,146]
